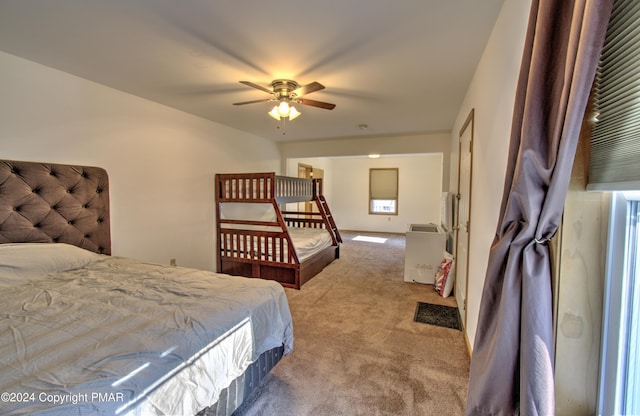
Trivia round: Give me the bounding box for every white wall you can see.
[554,161,609,415]
[449,0,531,348]
[279,132,451,191]
[330,154,442,233]
[0,51,280,270]
[280,133,450,235]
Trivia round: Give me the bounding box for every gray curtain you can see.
[465,0,613,415]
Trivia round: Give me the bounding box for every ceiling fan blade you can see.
[292,81,325,97]
[239,81,273,94]
[295,98,336,110]
[233,98,273,105]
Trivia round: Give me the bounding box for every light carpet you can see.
[235,231,470,416]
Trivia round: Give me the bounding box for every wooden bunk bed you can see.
[215,172,342,289]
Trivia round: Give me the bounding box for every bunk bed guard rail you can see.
[215,172,320,204]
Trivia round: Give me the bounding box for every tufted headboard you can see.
[0,159,111,254]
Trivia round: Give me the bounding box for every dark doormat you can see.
[414,302,462,331]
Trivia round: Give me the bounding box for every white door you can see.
[455,110,474,328]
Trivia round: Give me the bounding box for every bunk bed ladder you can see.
[317,195,342,243]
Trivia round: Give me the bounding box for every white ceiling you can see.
[0,0,504,142]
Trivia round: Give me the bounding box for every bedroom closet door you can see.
[455,109,474,329]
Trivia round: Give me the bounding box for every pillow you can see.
[433,251,455,298]
[0,243,103,286]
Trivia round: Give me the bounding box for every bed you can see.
[0,159,293,416]
[215,172,342,290]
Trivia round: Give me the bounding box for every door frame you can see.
[455,108,475,331]
[298,163,314,214]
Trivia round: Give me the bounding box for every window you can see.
[369,168,398,215]
[591,2,640,413]
[599,191,640,415]
[587,0,640,191]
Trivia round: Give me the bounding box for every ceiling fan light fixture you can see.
[288,106,301,120]
[268,106,281,120]
[268,101,301,121]
[278,101,291,117]
[236,79,333,123]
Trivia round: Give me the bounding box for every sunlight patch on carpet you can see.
[414,302,461,331]
[352,235,387,244]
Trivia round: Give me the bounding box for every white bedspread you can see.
[0,244,293,415]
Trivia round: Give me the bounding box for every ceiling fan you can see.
[233,79,336,121]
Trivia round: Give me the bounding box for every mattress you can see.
[286,226,333,261]
[0,243,293,415]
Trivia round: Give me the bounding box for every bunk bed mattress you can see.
[288,226,333,261]
[0,243,293,416]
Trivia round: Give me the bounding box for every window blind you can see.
[369,168,398,199]
[588,0,640,191]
